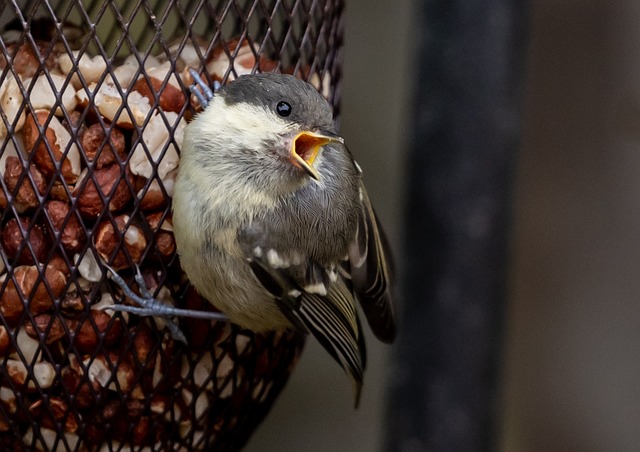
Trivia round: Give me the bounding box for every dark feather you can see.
[243,247,365,406]
[294,284,364,406]
[348,185,396,343]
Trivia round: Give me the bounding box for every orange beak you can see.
[290,131,343,180]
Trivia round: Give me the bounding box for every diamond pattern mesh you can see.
[0,0,344,449]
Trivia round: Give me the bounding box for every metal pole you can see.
[385,1,529,451]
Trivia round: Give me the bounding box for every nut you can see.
[60,294,84,312]
[23,426,79,452]
[146,212,175,259]
[0,274,24,325]
[165,38,208,71]
[0,387,17,413]
[0,326,11,356]
[61,360,97,410]
[115,356,137,393]
[15,324,43,363]
[131,416,151,445]
[193,390,209,421]
[0,265,67,325]
[133,62,187,113]
[74,82,96,109]
[61,109,83,132]
[155,227,176,259]
[24,73,77,115]
[24,314,66,345]
[129,112,184,180]
[235,333,251,355]
[60,279,90,310]
[179,418,193,440]
[117,53,162,86]
[191,352,214,389]
[93,81,151,128]
[29,397,79,433]
[152,343,166,390]
[74,164,133,218]
[145,211,172,231]
[23,111,81,183]
[138,179,168,211]
[0,75,25,139]
[58,51,108,88]
[72,309,122,353]
[1,217,48,266]
[6,359,28,385]
[132,322,156,369]
[0,188,7,210]
[45,200,86,253]
[150,394,168,415]
[95,214,147,270]
[0,41,58,79]
[84,353,113,389]
[75,250,102,283]
[0,138,16,211]
[48,180,72,203]
[48,253,71,277]
[0,135,19,174]
[309,71,332,100]
[32,361,56,389]
[3,156,46,212]
[90,291,118,317]
[216,354,235,399]
[79,122,126,169]
[207,39,278,81]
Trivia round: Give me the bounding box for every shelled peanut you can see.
[0,36,308,449]
[0,37,333,282]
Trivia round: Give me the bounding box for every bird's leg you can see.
[188,68,220,109]
[102,264,228,342]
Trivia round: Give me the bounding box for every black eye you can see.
[276,101,292,117]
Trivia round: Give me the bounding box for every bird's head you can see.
[183,73,343,194]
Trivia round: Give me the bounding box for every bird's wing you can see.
[240,239,365,406]
[347,184,396,343]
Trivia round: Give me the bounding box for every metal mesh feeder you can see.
[0,0,344,449]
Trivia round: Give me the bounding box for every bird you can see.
[108,71,395,405]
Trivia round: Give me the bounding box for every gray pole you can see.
[385,1,529,451]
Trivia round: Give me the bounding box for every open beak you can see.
[290,131,344,181]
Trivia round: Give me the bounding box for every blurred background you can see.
[501,1,640,451]
[249,0,640,451]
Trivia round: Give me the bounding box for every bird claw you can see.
[188,68,219,109]
[103,264,228,343]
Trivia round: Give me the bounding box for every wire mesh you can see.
[0,0,344,449]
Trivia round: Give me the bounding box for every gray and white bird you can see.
[111,72,395,404]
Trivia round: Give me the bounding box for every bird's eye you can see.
[276,101,292,117]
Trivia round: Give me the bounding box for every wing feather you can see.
[348,185,396,343]
[245,252,365,406]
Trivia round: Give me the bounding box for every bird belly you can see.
[179,237,293,333]
[172,164,292,332]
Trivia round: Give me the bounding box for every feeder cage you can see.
[0,0,344,449]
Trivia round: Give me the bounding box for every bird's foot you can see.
[188,68,219,109]
[102,264,228,343]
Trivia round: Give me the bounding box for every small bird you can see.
[110,72,395,404]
